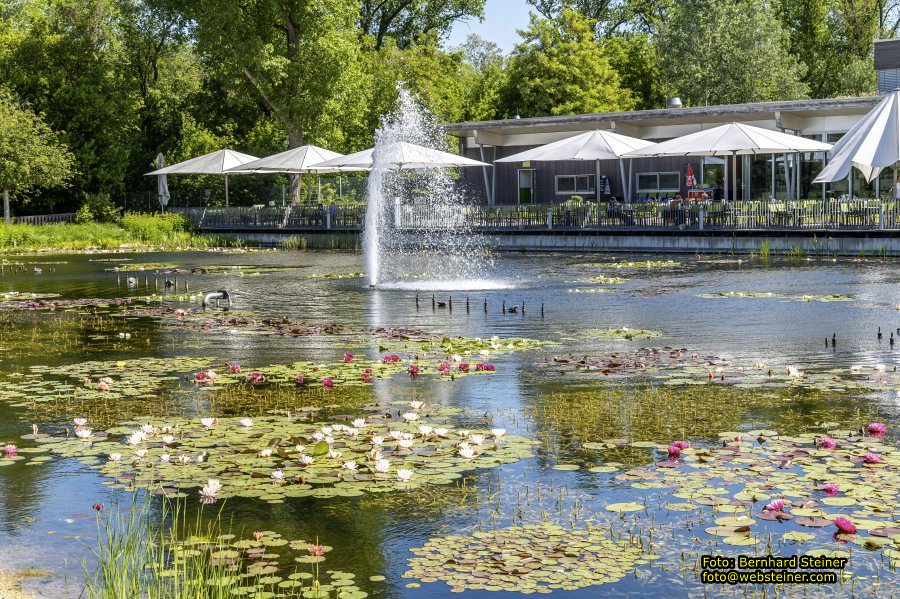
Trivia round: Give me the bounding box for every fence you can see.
[172,199,900,233]
[11,213,76,225]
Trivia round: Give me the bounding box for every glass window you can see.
[557,177,575,193]
[555,175,595,194]
[637,172,680,192]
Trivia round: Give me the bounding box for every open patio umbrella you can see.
[814,90,900,198]
[495,129,655,201]
[226,145,345,204]
[314,141,488,170]
[145,149,258,207]
[625,123,831,201]
[153,153,170,211]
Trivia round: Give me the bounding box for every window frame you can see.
[554,174,596,195]
[636,171,681,193]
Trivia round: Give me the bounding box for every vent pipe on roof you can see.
[666,97,683,109]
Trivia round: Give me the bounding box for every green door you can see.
[518,169,535,205]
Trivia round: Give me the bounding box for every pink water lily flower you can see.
[864,452,882,464]
[437,362,451,375]
[228,364,241,374]
[383,354,400,364]
[3,444,17,457]
[834,516,857,534]
[323,378,334,389]
[361,373,372,383]
[820,437,837,449]
[295,374,304,385]
[344,352,354,363]
[867,422,887,437]
[458,363,470,373]
[823,483,840,496]
[672,440,690,450]
[667,444,681,458]
[408,364,420,377]
[764,499,785,512]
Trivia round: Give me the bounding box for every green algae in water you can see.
[697,291,852,302]
[579,260,680,269]
[575,276,627,284]
[403,522,656,593]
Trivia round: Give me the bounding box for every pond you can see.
[0,250,897,598]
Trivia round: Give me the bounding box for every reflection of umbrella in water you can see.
[154,153,170,211]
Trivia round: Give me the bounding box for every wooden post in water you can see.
[484,299,487,313]
[541,303,544,318]
[415,294,419,310]
[449,296,452,312]
[502,300,506,313]
[466,297,470,313]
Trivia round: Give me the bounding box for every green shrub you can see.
[76,193,122,224]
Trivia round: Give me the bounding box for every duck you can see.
[436,301,446,308]
[508,305,519,313]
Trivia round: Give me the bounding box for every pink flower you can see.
[382,354,400,364]
[295,374,304,385]
[344,352,354,363]
[667,444,681,458]
[407,364,420,377]
[482,364,495,372]
[98,380,109,392]
[764,499,785,512]
[323,378,334,389]
[361,373,372,383]
[458,363,470,373]
[194,371,208,381]
[820,437,837,449]
[672,440,690,450]
[307,544,326,557]
[864,452,882,464]
[867,422,887,437]
[229,364,241,374]
[834,516,857,534]
[823,483,840,496]
[437,362,451,375]
[3,444,17,457]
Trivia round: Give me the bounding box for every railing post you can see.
[547,207,553,230]
[326,207,331,230]
[698,206,704,231]
[880,204,885,230]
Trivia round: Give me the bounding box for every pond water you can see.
[0,250,898,598]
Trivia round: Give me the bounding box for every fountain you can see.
[364,88,506,290]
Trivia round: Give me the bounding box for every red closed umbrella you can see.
[685,163,697,188]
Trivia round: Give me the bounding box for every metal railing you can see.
[172,199,900,233]
[11,213,77,225]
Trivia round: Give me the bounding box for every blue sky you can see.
[446,0,534,53]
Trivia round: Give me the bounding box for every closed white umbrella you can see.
[814,91,900,189]
[145,149,258,207]
[625,123,831,201]
[154,152,170,211]
[495,130,655,201]
[315,141,488,170]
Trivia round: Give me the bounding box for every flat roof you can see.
[443,95,882,137]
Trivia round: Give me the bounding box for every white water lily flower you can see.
[324,436,335,445]
[141,424,156,435]
[177,454,191,465]
[389,430,404,441]
[292,444,304,454]
[321,426,333,435]
[352,418,367,428]
[451,354,462,363]
[418,425,433,437]
[298,454,315,466]
[199,486,219,503]
[408,401,424,411]
[491,428,506,438]
[346,427,360,437]
[368,449,383,461]
[134,449,149,459]
[401,412,419,422]
[479,349,490,357]
[370,435,384,446]
[755,362,766,370]
[327,449,342,459]
[374,459,391,473]
[311,432,325,442]
[205,479,222,493]
[398,439,414,450]
[396,469,414,482]
[457,430,470,438]
[434,428,449,437]
[73,417,88,427]
[875,363,887,372]
[850,365,863,373]
[259,448,273,458]
[271,469,285,481]
[470,434,485,446]
[161,435,174,444]
[127,432,146,445]
[401,432,414,441]
[200,418,216,428]
[342,460,358,471]
[458,442,472,451]
[108,453,121,462]
[459,446,477,459]
[75,428,92,439]
[239,418,254,427]
[161,426,173,434]
[159,454,171,463]
[787,366,803,378]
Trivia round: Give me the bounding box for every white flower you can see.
[408,401,424,411]
[141,424,156,435]
[875,363,887,372]
[75,428,92,439]
[259,448,273,458]
[470,434,485,446]
[457,430,470,438]
[370,435,384,446]
[346,427,360,438]
[108,453,121,462]
[418,425,433,437]
[127,432,146,445]
[271,469,285,481]
[388,430,404,441]
[367,448,383,461]
[73,417,87,427]
[321,426,333,435]
[294,445,305,454]
[311,432,325,442]
[324,436,335,445]
[398,438,414,450]
[200,418,216,428]
[134,449,149,459]
[850,365,863,373]
[352,418,367,428]
[159,454,171,463]
[161,426,173,434]
[177,454,191,465]
[491,428,506,439]
[479,349,490,357]
[396,469,414,482]
[298,454,315,466]
[374,459,391,473]
[401,412,420,422]
[434,428,449,437]
[787,366,803,378]
[451,354,462,363]
[205,370,217,381]
[458,442,472,451]
[401,432,414,440]
[459,446,477,459]
[756,362,767,370]
[199,486,219,503]
[327,449,342,459]
[239,418,254,427]
[342,460,358,471]
[205,479,222,493]
[161,435,174,444]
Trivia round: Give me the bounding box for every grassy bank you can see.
[0,213,235,253]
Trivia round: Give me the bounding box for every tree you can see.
[0,88,75,222]
[603,34,663,109]
[657,0,808,106]
[500,9,635,118]
[359,0,486,49]
[527,0,673,36]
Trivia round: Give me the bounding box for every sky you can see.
[446,0,534,53]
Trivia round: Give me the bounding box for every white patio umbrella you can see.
[145,149,258,207]
[495,129,655,201]
[315,141,488,170]
[227,145,346,204]
[625,123,831,201]
[153,152,170,211]
[814,90,900,198]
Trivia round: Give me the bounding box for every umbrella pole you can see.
[724,157,729,202]
[627,160,633,202]
[225,175,229,208]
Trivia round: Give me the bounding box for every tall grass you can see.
[83,496,303,599]
[0,213,222,252]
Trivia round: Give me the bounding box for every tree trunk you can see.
[3,188,9,224]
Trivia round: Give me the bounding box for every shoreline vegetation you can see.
[0,568,42,599]
[0,213,241,253]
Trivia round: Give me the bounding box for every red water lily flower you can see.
[823,483,839,496]
[229,364,241,374]
[344,352,354,363]
[295,374,304,385]
[323,378,334,388]
[667,444,681,459]
[458,363,470,373]
[820,437,837,449]
[867,422,887,437]
[864,452,882,464]
[407,364,420,377]
[834,516,856,534]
